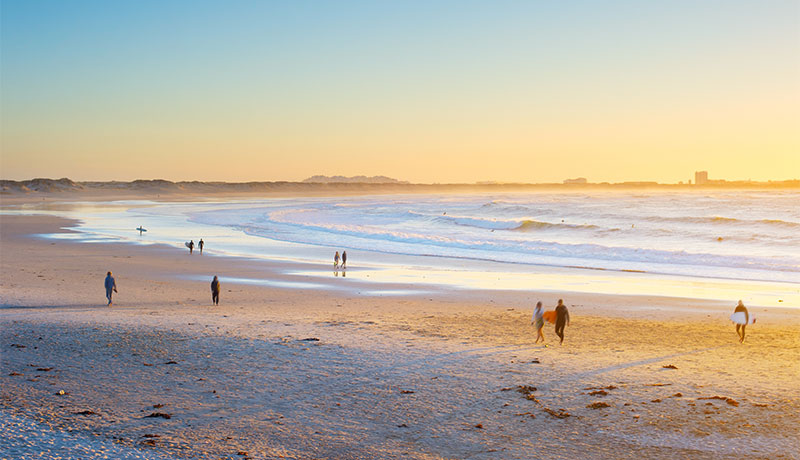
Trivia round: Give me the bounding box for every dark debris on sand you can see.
[516,385,537,396]
[542,407,571,419]
[698,396,739,406]
[586,402,611,409]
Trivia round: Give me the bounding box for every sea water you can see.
[6,190,799,306]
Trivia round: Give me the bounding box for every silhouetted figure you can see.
[554,299,570,344]
[734,300,748,343]
[532,301,545,343]
[104,271,117,306]
[342,251,347,269]
[334,251,340,269]
[188,240,194,254]
[199,239,204,254]
[211,276,220,305]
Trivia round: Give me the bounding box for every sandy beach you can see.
[4,0,799,456]
[2,203,799,460]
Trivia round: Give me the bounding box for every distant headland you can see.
[1,175,798,197]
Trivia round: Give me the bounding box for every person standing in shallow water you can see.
[104,271,117,306]
[211,276,220,306]
[734,300,748,343]
[199,239,204,254]
[188,240,194,254]
[341,251,347,269]
[532,301,545,344]
[554,299,570,344]
[334,251,340,269]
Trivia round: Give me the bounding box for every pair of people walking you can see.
[334,250,347,269]
[532,299,570,344]
[187,239,204,254]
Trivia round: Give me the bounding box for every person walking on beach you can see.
[199,239,204,254]
[341,251,347,269]
[104,271,117,306]
[334,251,340,269]
[734,300,749,343]
[211,276,220,306]
[188,240,194,254]
[554,299,570,344]
[532,301,545,344]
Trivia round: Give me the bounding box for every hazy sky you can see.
[1,0,798,183]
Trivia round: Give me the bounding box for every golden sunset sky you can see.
[1,1,798,183]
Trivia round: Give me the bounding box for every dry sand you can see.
[1,212,799,460]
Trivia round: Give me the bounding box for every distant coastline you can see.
[1,177,799,197]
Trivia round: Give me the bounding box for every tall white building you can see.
[695,171,708,185]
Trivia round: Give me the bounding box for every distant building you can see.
[695,171,708,185]
[563,177,588,184]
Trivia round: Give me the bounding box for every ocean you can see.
[8,190,800,306]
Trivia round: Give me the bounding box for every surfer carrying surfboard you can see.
[733,300,749,343]
[555,299,570,345]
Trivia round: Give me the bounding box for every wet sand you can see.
[1,213,799,459]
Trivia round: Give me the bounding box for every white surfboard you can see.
[185,242,192,248]
[730,312,755,325]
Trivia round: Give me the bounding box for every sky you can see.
[1,0,798,183]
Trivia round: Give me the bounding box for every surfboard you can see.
[136,227,147,232]
[730,312,755,325]
[185,242,192,248]
[543,310,557,324]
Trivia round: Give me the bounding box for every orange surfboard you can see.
[543,310,557,324]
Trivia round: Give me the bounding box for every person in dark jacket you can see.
[554,299,570,344]
[104,271,117,306]
[342,251,347,269]
[199,239,204,254]
[211,276,220,305]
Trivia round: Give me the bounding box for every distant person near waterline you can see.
[104,271,117,306]
[211,276,220,305]
[334,251,340,269]
[555,299,570,344]
[188,240,194,254]
[342,251,347,269]
[733,300,749,343]
[532,301,545,344]
[199,239,204,254]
